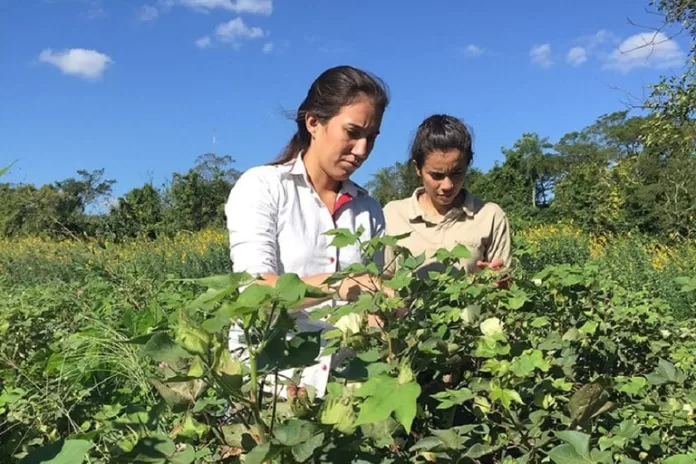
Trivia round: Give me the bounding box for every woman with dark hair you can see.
[224,65,392,397]
[383,114,511,278]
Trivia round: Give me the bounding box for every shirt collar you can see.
[286,152,364,198]
[408,187,476,222]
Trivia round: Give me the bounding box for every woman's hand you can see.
[475,258,511,289]
[336,273,396,301]
[476,257,506,271]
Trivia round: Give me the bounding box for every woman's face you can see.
[416,149,469,209]
[306,96,382,181]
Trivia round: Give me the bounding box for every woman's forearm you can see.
[251,272,384,310]
[254,272,335,310]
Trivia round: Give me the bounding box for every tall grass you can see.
[0,228,231,287]
[516,221,696,319]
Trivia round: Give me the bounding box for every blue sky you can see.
[0,0,690,200]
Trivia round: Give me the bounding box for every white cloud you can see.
[603,32,686,73]
[85,0,105,19]
[214,18,265,47]
[460,44,484,57]
[530,43,553,68]
[262,42,273,53]
[196,36,212,48]
[179,0,272,15]
[137,5,159,21]
[158,0,176,9]
[567,46,587,66]
[38,48,113,80]
[580,29,620,51]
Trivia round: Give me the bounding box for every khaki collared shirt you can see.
[382,188,511,277]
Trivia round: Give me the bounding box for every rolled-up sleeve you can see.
[486,210,512,268]
[225,167,280,276]
[368,200,386,271]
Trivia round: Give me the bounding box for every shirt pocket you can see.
[456,239,485,265]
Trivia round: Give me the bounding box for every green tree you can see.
[366,161,421,206]
[107,183,164,241]
[164,154,240,233]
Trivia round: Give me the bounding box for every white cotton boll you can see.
[480,317,504,337]
[334,313,363,336]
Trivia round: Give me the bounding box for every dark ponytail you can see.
[270,65,389,166]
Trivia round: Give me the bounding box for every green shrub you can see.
[13,230,695,463]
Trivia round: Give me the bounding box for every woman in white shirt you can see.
[224,65,392,397]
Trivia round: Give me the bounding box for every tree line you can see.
[2,107,694,243]
[0,153,240,242]
[367,110,696,240]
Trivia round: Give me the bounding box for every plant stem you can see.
[270,372,279,434]
[248,349,268,443]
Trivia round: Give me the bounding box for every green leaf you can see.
[175,314,211,356]
[657,358,683,383]
[273,419,319,447]
[451,243,472,259]
[507,292,529,309]
[384,269,413,290]
[275,273,307,305]
[171,445,196,464]
[431,429,465,450]
[360,417,400,448]
[325,228,358,248]
[464,443,497,459]
[409,437,442,452]
[20,439,93,464]
[619,376,647,396]
[258,330,322,372]
[245,443,272,464]
[431,388,474,410]
[152,379,204,406]
[116,435,177,463]
[141,332,190,365]
[531,317,550,328]
[539,331,563,351]
[561,274,583,286]
[674,276,696,293]
[555,431,592,460]
[185,286,233,310]
[0,163,14,177]
[547,444,594,464]
[354,375,421,433]
[434,243,471,262]
[236,284,274,310]
[578,321,598,336]
[200,317,227,334]
[664,455,696,464]
[646,358,686,385]
[489,383,523,410]
[291,432,325,462]
[616,420,640,440]
[181,273,250,290]
[510,350,550,377]
[357,349,382,362]
[474,337,510,358]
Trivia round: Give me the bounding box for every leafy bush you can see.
[12,229,695,463]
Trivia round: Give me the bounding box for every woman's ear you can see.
[305,112,320,139]
[412,159,422,178]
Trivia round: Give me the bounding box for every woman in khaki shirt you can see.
[382,114,511,278]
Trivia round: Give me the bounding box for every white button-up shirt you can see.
[224,154,385,397]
